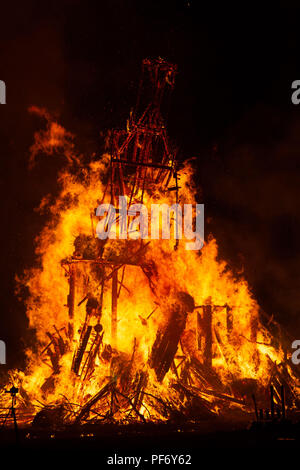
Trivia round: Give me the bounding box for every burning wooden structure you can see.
[1,58,300,428]
[110,57,178,206]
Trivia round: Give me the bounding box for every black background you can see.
[0,0,300,368]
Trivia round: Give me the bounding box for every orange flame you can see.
[2,109,298,425]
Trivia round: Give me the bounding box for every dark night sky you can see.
[0,1,300,368]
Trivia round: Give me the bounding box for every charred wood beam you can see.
[189,357,224,391]
[252,394,259,421]
[196,305,212,365]
[133,371,148,412]
[171,360,179,380]
[47,349,60,374]
[226,304,233,341]
[149,292,194,382]
[112,158,172,171]
[115,389,147,423]
[111,270,118,348]
[281,385,286,419]
[199,389,245,405]
[117,266,126,297]
[46,332,60,357]
[53,325,66,355]
[62,258,147,268]
[67,264,76,339]
[201,305,212,368]
[270,385,275,420]
[196,312,201,350]
[81,331,104,382]
[77,294,88,307]
[74,381,113,424]
[142,391,173,417]
[174,381,244,406]
[72,326,92,375]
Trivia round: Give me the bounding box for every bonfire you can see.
[1,58,299,428]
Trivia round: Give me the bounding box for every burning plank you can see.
[150,292,195,382]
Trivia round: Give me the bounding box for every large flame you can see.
[1,108,298,425]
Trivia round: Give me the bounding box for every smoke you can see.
[28,107,81,169]
[200,106,300,334]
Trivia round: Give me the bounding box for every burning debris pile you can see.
[1,58,300,427]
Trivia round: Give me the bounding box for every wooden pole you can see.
[202,305,212,368]
[252,394,259,421]
[226,304,233,342]
[196,312,202,350]
[270,385,275,420]
[111,269,118,348]
[67,264,76,340]
[281,385,286,419]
